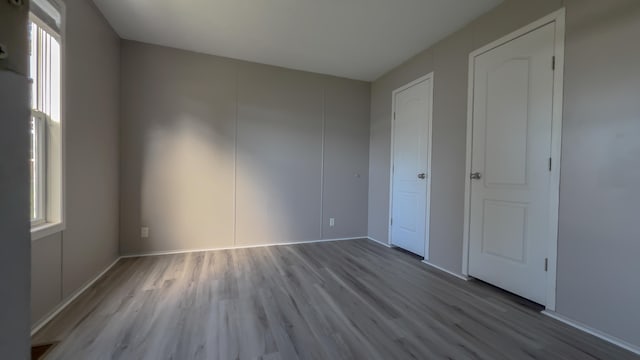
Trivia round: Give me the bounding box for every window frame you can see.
[31,110,47,227]
[29,9,66,241]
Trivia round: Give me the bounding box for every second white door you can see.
[390,75,433,257]
[468,23,557,305]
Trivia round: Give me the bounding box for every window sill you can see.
[31,222,64,241]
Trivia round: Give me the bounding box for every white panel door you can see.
[469,23,556,305]
[391,77,432,257]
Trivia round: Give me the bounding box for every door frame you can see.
[462,8,565,310]
[388,73,434,259]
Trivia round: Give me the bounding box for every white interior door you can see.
[468,23,556,305]
[390,76,432,257]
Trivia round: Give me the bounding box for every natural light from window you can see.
[29,15,61,228]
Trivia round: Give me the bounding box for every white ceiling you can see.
[93,0,502,81]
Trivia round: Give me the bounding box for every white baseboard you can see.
[542,310,640,355]
[120,236,367,259]
[367,236,392,248]
[421,260,469,281]
[31,256,121,336]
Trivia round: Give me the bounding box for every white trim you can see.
[542,311,640,356]
[462,43,474,276]
[30,221,64,241]
[388,72,434,258]
[462,37,475,276]
[467,8,565,59]
[545,8,566,311]
[59,1,67,240]
[461,8,565,310]
[31,111,46,225]
[32,0,63,29]
[367,236,392,248]
[28,7,67,240]
[421,260,469,281]
[232,66,238,246]
[120,236,367,258]
[319,87,326,238]
[425,74,434,260]
[31,256,121,336]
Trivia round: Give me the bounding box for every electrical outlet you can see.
[140,226,149,238]
[329,218,335,227]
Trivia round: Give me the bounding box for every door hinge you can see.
[393,112,396,120]
[390,218,393,226]
[548,157,552,172]
[552,56,556,70]
[544,258,549,272]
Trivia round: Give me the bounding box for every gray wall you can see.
[31,233,62,324]
[119,41,370,254]
[556,0,640,347]
[0,1,31,358]
[31,0,120,326]
[21,0,639,350]
[368,0,640,348]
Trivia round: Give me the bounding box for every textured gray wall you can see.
[62,0,120,296]
[30,0,120,326]
[120,42,237,252]
[368,0,640,349]
[557,0,640,347]
[322,78,370,239]
[22,0,639,350]
[119,41,370,254]
[0,1,31,357]
[31,233,62,325]
[235,63,325,246]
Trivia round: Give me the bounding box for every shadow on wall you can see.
[142,114,234,250]
[139,109,301,251]
[121,42,368,254]
[136,72,330,250]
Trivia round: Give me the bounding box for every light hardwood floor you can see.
[33,239,638,359]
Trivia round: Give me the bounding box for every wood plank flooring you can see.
[33,239,639,359]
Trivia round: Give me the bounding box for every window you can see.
[31,111,46,225]
[29,12,63,236]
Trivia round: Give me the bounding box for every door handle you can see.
[470,172,482,180]
[418,173,427,179]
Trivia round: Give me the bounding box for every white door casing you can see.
[464,10,565,307]
[389,74,433,257]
